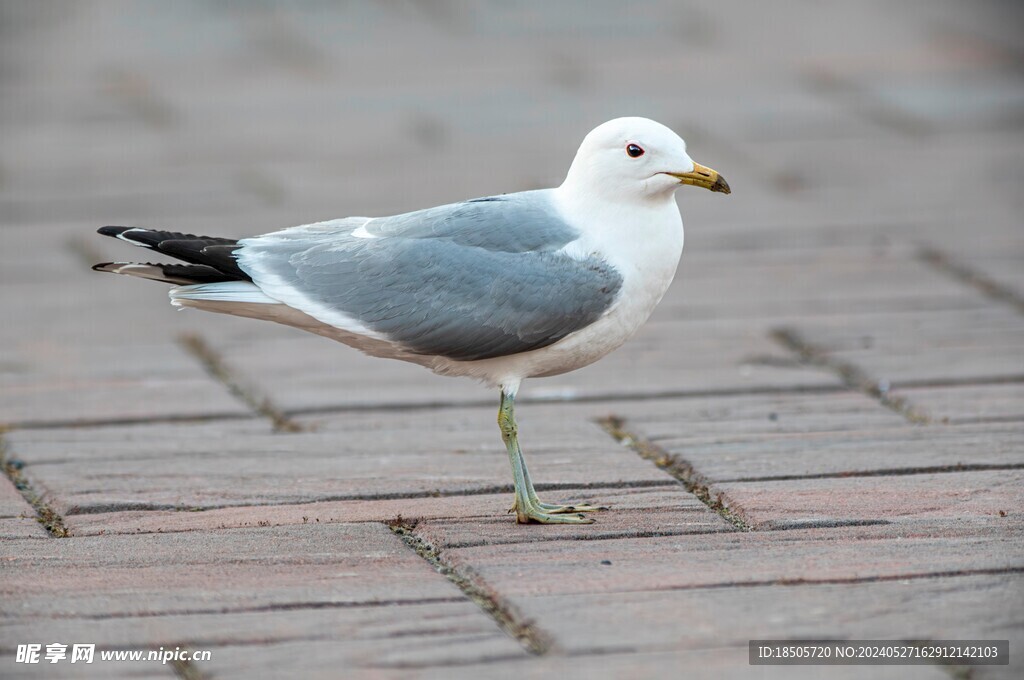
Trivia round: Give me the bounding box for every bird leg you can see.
[498,388,603,524]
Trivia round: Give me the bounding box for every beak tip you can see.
[712,175,731,195]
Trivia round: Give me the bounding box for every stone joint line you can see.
[917,246,1024,315]
[177,332,304,433]
[597,416,752,532]
[388,520,555,656]
[2,383,851,432]
[770,327,931,424]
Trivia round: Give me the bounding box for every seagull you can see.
[93,117,730,524]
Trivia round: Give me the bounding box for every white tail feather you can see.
[170,281,278,306]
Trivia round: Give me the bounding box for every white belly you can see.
[430,265,681,385]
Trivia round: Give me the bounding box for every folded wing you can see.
[237,192,623,361]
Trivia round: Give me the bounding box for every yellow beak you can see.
[666,162,731,194]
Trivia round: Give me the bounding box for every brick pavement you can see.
[1,2,1022,678]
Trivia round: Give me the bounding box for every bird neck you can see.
[551,184,684,278]
[553,181,681,232]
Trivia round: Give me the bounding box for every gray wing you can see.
[236,191,623,361]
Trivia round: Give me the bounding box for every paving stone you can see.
[610,390,907,443]
[784,307,1024,386]
[954,255,1024,292]
[0,339,250,427]
[715,469,1024,529]
[501,575,1021,657]
[63,486,725,540]
[433,522,1024,599]
[0,517,49,540]
[0,475,34,518]
[0,327,251,440]
[63,492,509,537]
[892,383,1024,424]
[669,423,1024,482]
[3,403,663,515]
[826,346,1024,387]
[0,602,525,677]
[177,636,526,680]
[732,132,1024,259]
[0,523,528,674]
[660,244,983,321]
[479,577,1015,680]
[617,394,1024,480]
[0,523,465,618]
[608,388,1024,484]
[4,659,176,680]
[409,487,732,549]
[554,318,841,398]
[426,649,949,680]
[794,307,1024,357]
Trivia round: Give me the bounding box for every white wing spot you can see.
[351,220,377,239]
[117,228,151,247]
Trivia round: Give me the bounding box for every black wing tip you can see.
[98,226,133,237]
[92,262,114,272]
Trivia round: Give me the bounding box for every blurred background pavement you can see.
[1,2,1022,678]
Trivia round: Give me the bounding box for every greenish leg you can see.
[518,452,608,514]
[498,388,605,524]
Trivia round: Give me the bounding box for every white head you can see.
[560,117,730,203]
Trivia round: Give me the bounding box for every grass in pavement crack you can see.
[0,432,70,537]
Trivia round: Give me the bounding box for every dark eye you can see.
[626,143,645,158]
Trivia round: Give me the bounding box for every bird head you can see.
[562,117,730,203]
